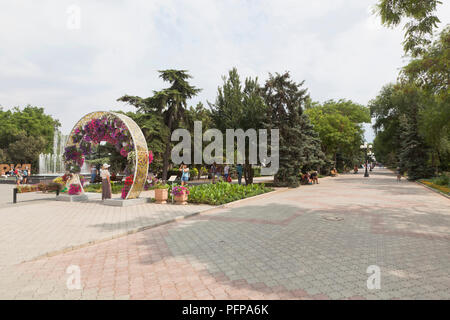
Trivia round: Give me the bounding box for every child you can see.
[180,164,190,186]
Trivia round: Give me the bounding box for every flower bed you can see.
[186,182,273,205]
[17,183,61,193]
[419,180,450,195]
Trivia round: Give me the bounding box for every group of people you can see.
[0,167,30,186]
[177,162,245,185]
[209,162,244,185]
[300,171,319,185]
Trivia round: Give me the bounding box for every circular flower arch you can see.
[64,111,149,200]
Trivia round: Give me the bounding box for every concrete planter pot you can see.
[174,193,188,205]
[154,188,169,204]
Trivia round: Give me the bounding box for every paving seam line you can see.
[22,187,290,263]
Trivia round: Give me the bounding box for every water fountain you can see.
[38,129,70,176]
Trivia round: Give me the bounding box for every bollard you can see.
[56,188,60,196]
[13,188,17,204]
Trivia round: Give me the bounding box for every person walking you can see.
[22,167,29,184]
[100,163,112,200]
[396,167,402,182]
[179,164,190,186]
[224,164,230,182]
[90,165,97,184]
[310,170,319,184]
[15,169,23,186]
[211,162,217,184]
[236,164,243,185]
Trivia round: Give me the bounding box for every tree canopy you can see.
[262,72,325,187]
[118,70,200,180]
[209,68,267,184]
[0,106,60,172]
[305,99,370,170]
[375,0,443,56]
[370,25,449,177]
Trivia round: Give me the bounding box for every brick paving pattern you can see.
[0,169,449,299]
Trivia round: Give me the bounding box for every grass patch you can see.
[185,182,273,205]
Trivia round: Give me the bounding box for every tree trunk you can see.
[244,163,253,185]
[162,116,174,181]
[196,164,202,180]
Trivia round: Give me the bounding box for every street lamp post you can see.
[360,143,372,178]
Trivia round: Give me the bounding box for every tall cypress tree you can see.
[399,112,433,180]
[298,113,326,172]
[262,72,323,187]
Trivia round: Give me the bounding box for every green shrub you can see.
[153,182,170,189]
[433,174,449,186]
[84,182,124,194]
[253,167,261,177]
[187,182,272,205]
[200,166,209,175]
[190,168,199,179]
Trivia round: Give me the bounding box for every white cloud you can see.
[0,0,449,143]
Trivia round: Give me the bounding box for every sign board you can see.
[0,164,32,174]
[168,175,177,182]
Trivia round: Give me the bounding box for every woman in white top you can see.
[100,163,112,200]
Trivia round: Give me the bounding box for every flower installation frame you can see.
[64,111,149,200]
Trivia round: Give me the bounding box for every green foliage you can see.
[118,70,200,180]
[398,110,433,180]
[182,102,213,174]
[7,132,47,167]
[375,0,443,56]
[305,99,369,171]
[0,149,7,163]
[118,110,168,173]
[262,72,325,187]
[371,27,450,175]
[152,182,170,190]
[0,106,60,172]
[189,167,199,178]
[84,182,124,194]
[85,157,110,167]
[209,68,268,184]
[187,182,272,205]
[433,174,449,186]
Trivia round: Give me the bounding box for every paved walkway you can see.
[1,169,449,299]
[0,189,212,266]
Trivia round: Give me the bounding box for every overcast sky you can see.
[1,1,449,141]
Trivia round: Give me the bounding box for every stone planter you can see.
[154,188,169,204]
[174,193,188,205]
